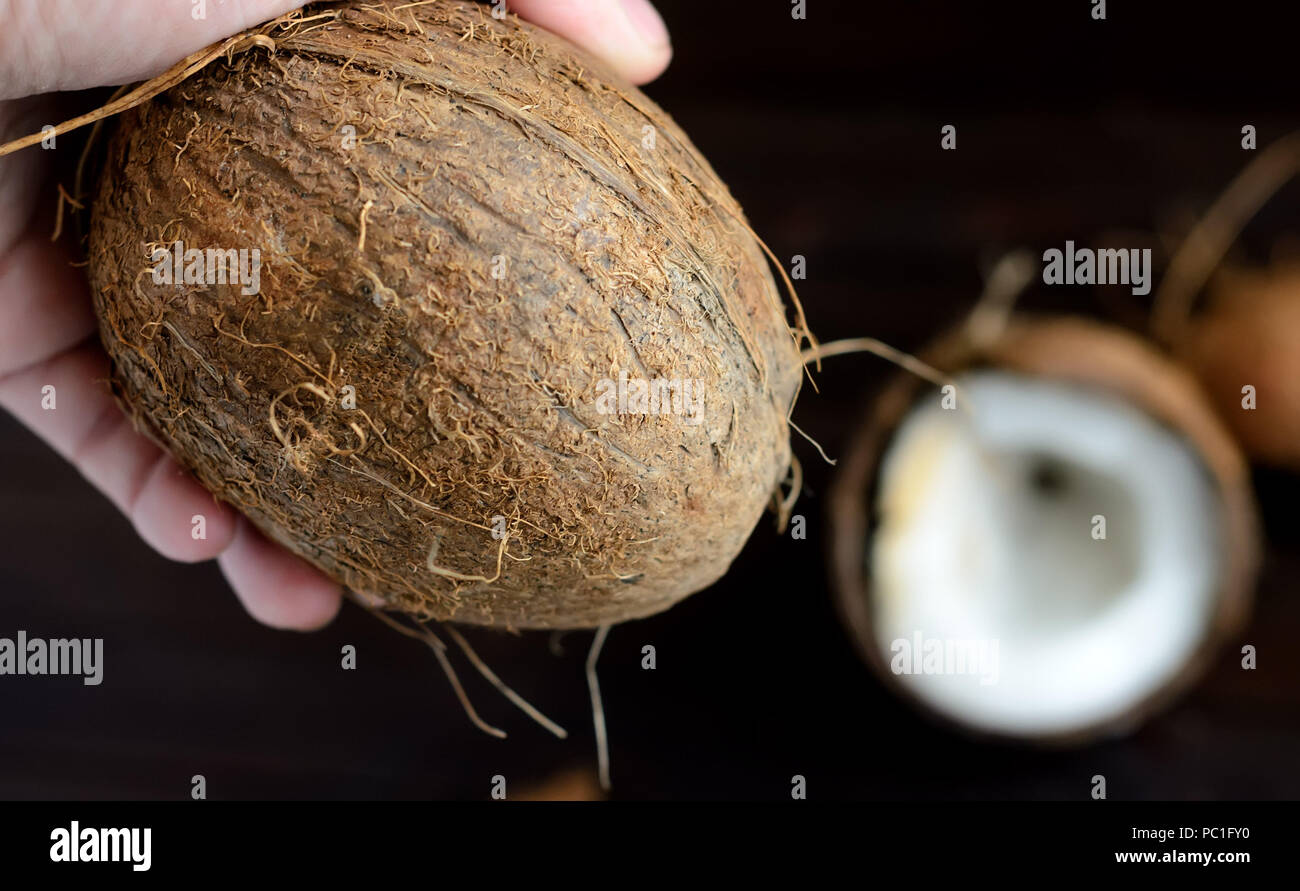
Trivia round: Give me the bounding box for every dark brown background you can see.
[1,0,1298,799]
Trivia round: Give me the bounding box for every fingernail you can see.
[620,0,670,50]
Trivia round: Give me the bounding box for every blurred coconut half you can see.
[828,317,1259,743]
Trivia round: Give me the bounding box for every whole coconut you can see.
[88,1,801,629]
[1177,264,1300,470]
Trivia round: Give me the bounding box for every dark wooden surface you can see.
[1,0,1298,799]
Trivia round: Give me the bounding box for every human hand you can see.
[0,0,671,629]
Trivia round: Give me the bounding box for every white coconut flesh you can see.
[870,369,1223,737]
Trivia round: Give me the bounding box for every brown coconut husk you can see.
[1177,264,1300,471]
[827,316,1260,745]
[1150,132,1300,470]
[514,766,606,802]
[77,0,809,631]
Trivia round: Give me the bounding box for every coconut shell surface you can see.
[88,0,801,630]
[1178,265,1300,470]
[828,317,1259,743]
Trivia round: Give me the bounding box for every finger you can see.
[0,223,237,560]
[0,0,671,102]
[0,98,50,252]
[0,0,310,99]
[0,339,240,561]
[218,516,343,631]
[508,0,672,84]
[0,233,97,379]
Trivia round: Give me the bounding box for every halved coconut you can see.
[829,317,1259,743]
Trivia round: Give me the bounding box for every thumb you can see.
[0,0,308,100]
[507,0,672,85]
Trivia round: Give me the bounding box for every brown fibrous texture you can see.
[88,1,801,629]
[1178,264,1300,470]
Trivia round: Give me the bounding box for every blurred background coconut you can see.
[828,316,1260,745]
[1177,262,1300,470]
[2,0,1298,799]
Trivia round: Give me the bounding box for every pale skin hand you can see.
[0,0,671,630]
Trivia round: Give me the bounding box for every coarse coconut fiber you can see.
[88,0,804,629]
